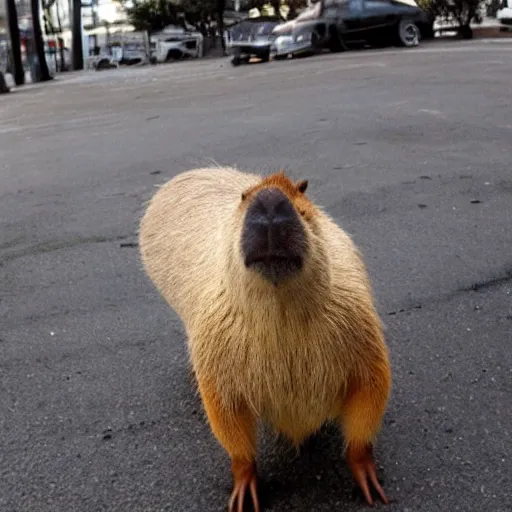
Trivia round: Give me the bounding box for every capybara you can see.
[138,167,392,511]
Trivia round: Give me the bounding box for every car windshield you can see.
[230,20,279,39]
[255,23,279,35]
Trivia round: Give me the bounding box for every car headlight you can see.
[295,32,312,43]
[274,34,292,45]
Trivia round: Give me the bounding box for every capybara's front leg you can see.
[197,378,259,512]
[340,356,392,506]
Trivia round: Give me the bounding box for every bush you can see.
[423,0,485,37]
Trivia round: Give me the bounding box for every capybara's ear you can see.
[241,186,252,201]
[296,180,308,194]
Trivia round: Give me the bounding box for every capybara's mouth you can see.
[245,253,303,284]
[245,253,301,267]
[246,253,287,264]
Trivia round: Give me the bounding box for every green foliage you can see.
[119,0,180,32]
[416,0,433,11]
[177,0,215,18]
[177,0,216,29]
[119,0,219,33]
[119,0,308,37]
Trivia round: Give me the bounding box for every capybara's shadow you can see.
[254,422,387,511]
[182,367,389,510]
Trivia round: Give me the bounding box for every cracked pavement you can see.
[1,40,511,512]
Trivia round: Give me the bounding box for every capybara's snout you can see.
[241,187,307,284]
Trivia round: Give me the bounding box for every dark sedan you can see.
[227,16,282,66]
[270,0,431,59]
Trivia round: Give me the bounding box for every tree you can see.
[72,0,84,69]
[5,0,25,85]
[123,0,183,32]
[31,0,53,81]
[120,0,223,51]
[178,0,216,35]
[121,0,184,62]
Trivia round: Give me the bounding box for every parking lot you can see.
[1,40,512,511]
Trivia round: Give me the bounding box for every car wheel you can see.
[231,56,241,67]
[260,50,270,63]
[397,19,420,47]
[166,49,183,61]
[95,58,115,70]
[309,30,324,55]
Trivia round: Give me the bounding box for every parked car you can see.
[497,0,512,26]
[152,27,204,63]
[227,16,282,66]
[270,0,430,59]
[117,42,147,65]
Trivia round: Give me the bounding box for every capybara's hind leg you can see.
[197,378,260,512]
[339,357,391,506]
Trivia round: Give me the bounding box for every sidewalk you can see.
[434,15,512,37]
[4,70,35,89]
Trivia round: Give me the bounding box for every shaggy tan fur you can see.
[139,166,392,508]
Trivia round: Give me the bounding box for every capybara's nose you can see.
[243,187,305,262]
[248,188,297,228]
[241,186,307,281]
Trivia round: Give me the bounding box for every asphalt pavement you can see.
[1,40,511,512]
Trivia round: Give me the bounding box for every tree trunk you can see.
[0,72,10,93]
[458,7,473,40]
[58,37,66,71]
[5,0,25,86]
[216,0,226,55]
[459,24,473,39]
[199,19,207,37]
[72,0,84,70]
[54,2,67,71]
[31,0,53,81]
[146,30,154,64]
[271,0,282,19]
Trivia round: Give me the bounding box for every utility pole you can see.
[72,0,83,69]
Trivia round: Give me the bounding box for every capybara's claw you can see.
[347,444,390,506]
[229,460,260,512]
